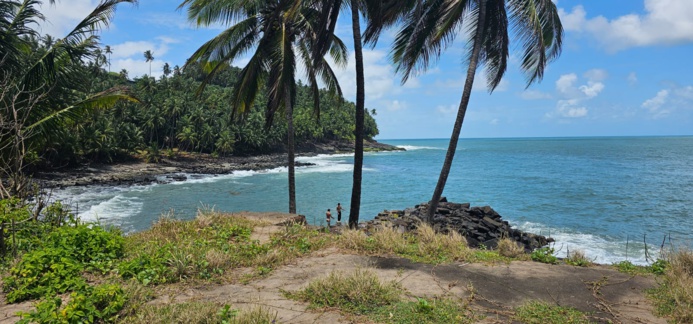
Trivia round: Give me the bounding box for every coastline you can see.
[34,139,403,188]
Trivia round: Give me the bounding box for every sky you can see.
[36,0,693,139]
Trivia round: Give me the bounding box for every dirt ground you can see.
[0,213,666,324]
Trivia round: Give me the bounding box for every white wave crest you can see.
[396,145,444,151]
[516,221,650,265]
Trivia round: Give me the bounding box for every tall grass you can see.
[339,223,508,264]
[649,249,693,322]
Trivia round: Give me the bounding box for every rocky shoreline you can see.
[34,139,403,188]
[363,198,553,251]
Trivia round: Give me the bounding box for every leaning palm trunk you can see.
[348,0,366,228]
[426,1,487,222]
[286,96,297,214]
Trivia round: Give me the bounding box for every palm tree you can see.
[313,0,415,228]
[180,0,347,214]
[0,0,138,198]
[162,62,171,77]
[143,49,154,76]
[392,0,563,222]
[105,45,112,72]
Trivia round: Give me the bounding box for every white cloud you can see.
[108,38,179,78]
[627,72,638,85]
[548,70,607,120]
[579,81,605,98]
[642,90,671,119]
[36,0,99,37]
[330,50,397,101]
[642,90,669,112]
[559,1,693,52]
[556,73,578,96]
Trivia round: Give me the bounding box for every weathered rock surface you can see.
[362,198,553,251]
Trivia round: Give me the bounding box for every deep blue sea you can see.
[54,136,693,265]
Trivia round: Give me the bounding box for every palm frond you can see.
[507,0,563,86]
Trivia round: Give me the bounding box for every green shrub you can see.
[531,247,558,264]
[566,250,592,267]
[3,247,87,303]
[18,284,127,324]
[0,198,31,222]
[118,254,172,285]
[44,225,124,267]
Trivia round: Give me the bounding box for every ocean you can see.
[53,136,693,265]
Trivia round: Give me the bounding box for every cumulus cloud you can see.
[436,104,457,117]
[329,50,398,101]
[384,100,408,112]
[546,70,607,119]
[110,38,179,78]
[627,72,638,85]
[642,90,671,119]
[559,1,693,52]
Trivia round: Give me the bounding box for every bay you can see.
[54,136,693,265]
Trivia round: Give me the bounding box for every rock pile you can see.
[362,198,552,251]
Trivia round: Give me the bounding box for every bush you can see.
[3,247,87,302]
[648,250,693,323]
[18,284,127,324]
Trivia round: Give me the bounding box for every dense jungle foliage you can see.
[36,57,379,168]
[2,42,379,173]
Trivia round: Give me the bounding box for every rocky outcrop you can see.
[362,198,553,251]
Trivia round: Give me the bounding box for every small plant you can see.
[647,250,693,323]
[371,297,476,323]
[514,301,592,324]
[650,258,669,275]
[531,247,558,264]
[566,250,592,267]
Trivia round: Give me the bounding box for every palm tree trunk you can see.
[286,96,297,214]
[426,0,488,222]
[348,0,365,229]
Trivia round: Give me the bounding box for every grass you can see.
[497,238,525,258]
[289,268,402,314]
[339,223,513,265]
[370,298,477,324]
[648,249,693,323]
[120,302,277,324]
[120,208,330,284]
[289,268,476,323]
[513,301,594,324]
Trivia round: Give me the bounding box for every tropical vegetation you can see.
[179,0,348,214]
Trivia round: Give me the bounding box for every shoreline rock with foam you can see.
[35,139,403,188]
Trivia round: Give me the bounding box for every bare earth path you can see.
[1,213,665,323]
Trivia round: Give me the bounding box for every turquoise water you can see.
[55,136,693,264]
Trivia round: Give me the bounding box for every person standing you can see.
[336,203,343,225]
[326,209,332,228]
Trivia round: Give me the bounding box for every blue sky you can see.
[38,0,693,139]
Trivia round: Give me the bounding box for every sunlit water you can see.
[53,136,693,265]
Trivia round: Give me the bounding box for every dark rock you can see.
[361,200,551,252]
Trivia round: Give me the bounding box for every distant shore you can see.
[34,139,403,189]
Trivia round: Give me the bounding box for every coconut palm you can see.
[312,0,416,228]
[105,44,112,72]
[392,0,563,221]
[0,0,138,198]
[179,0,347,214]
[162,62,171,77]
[143,49,154,76]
